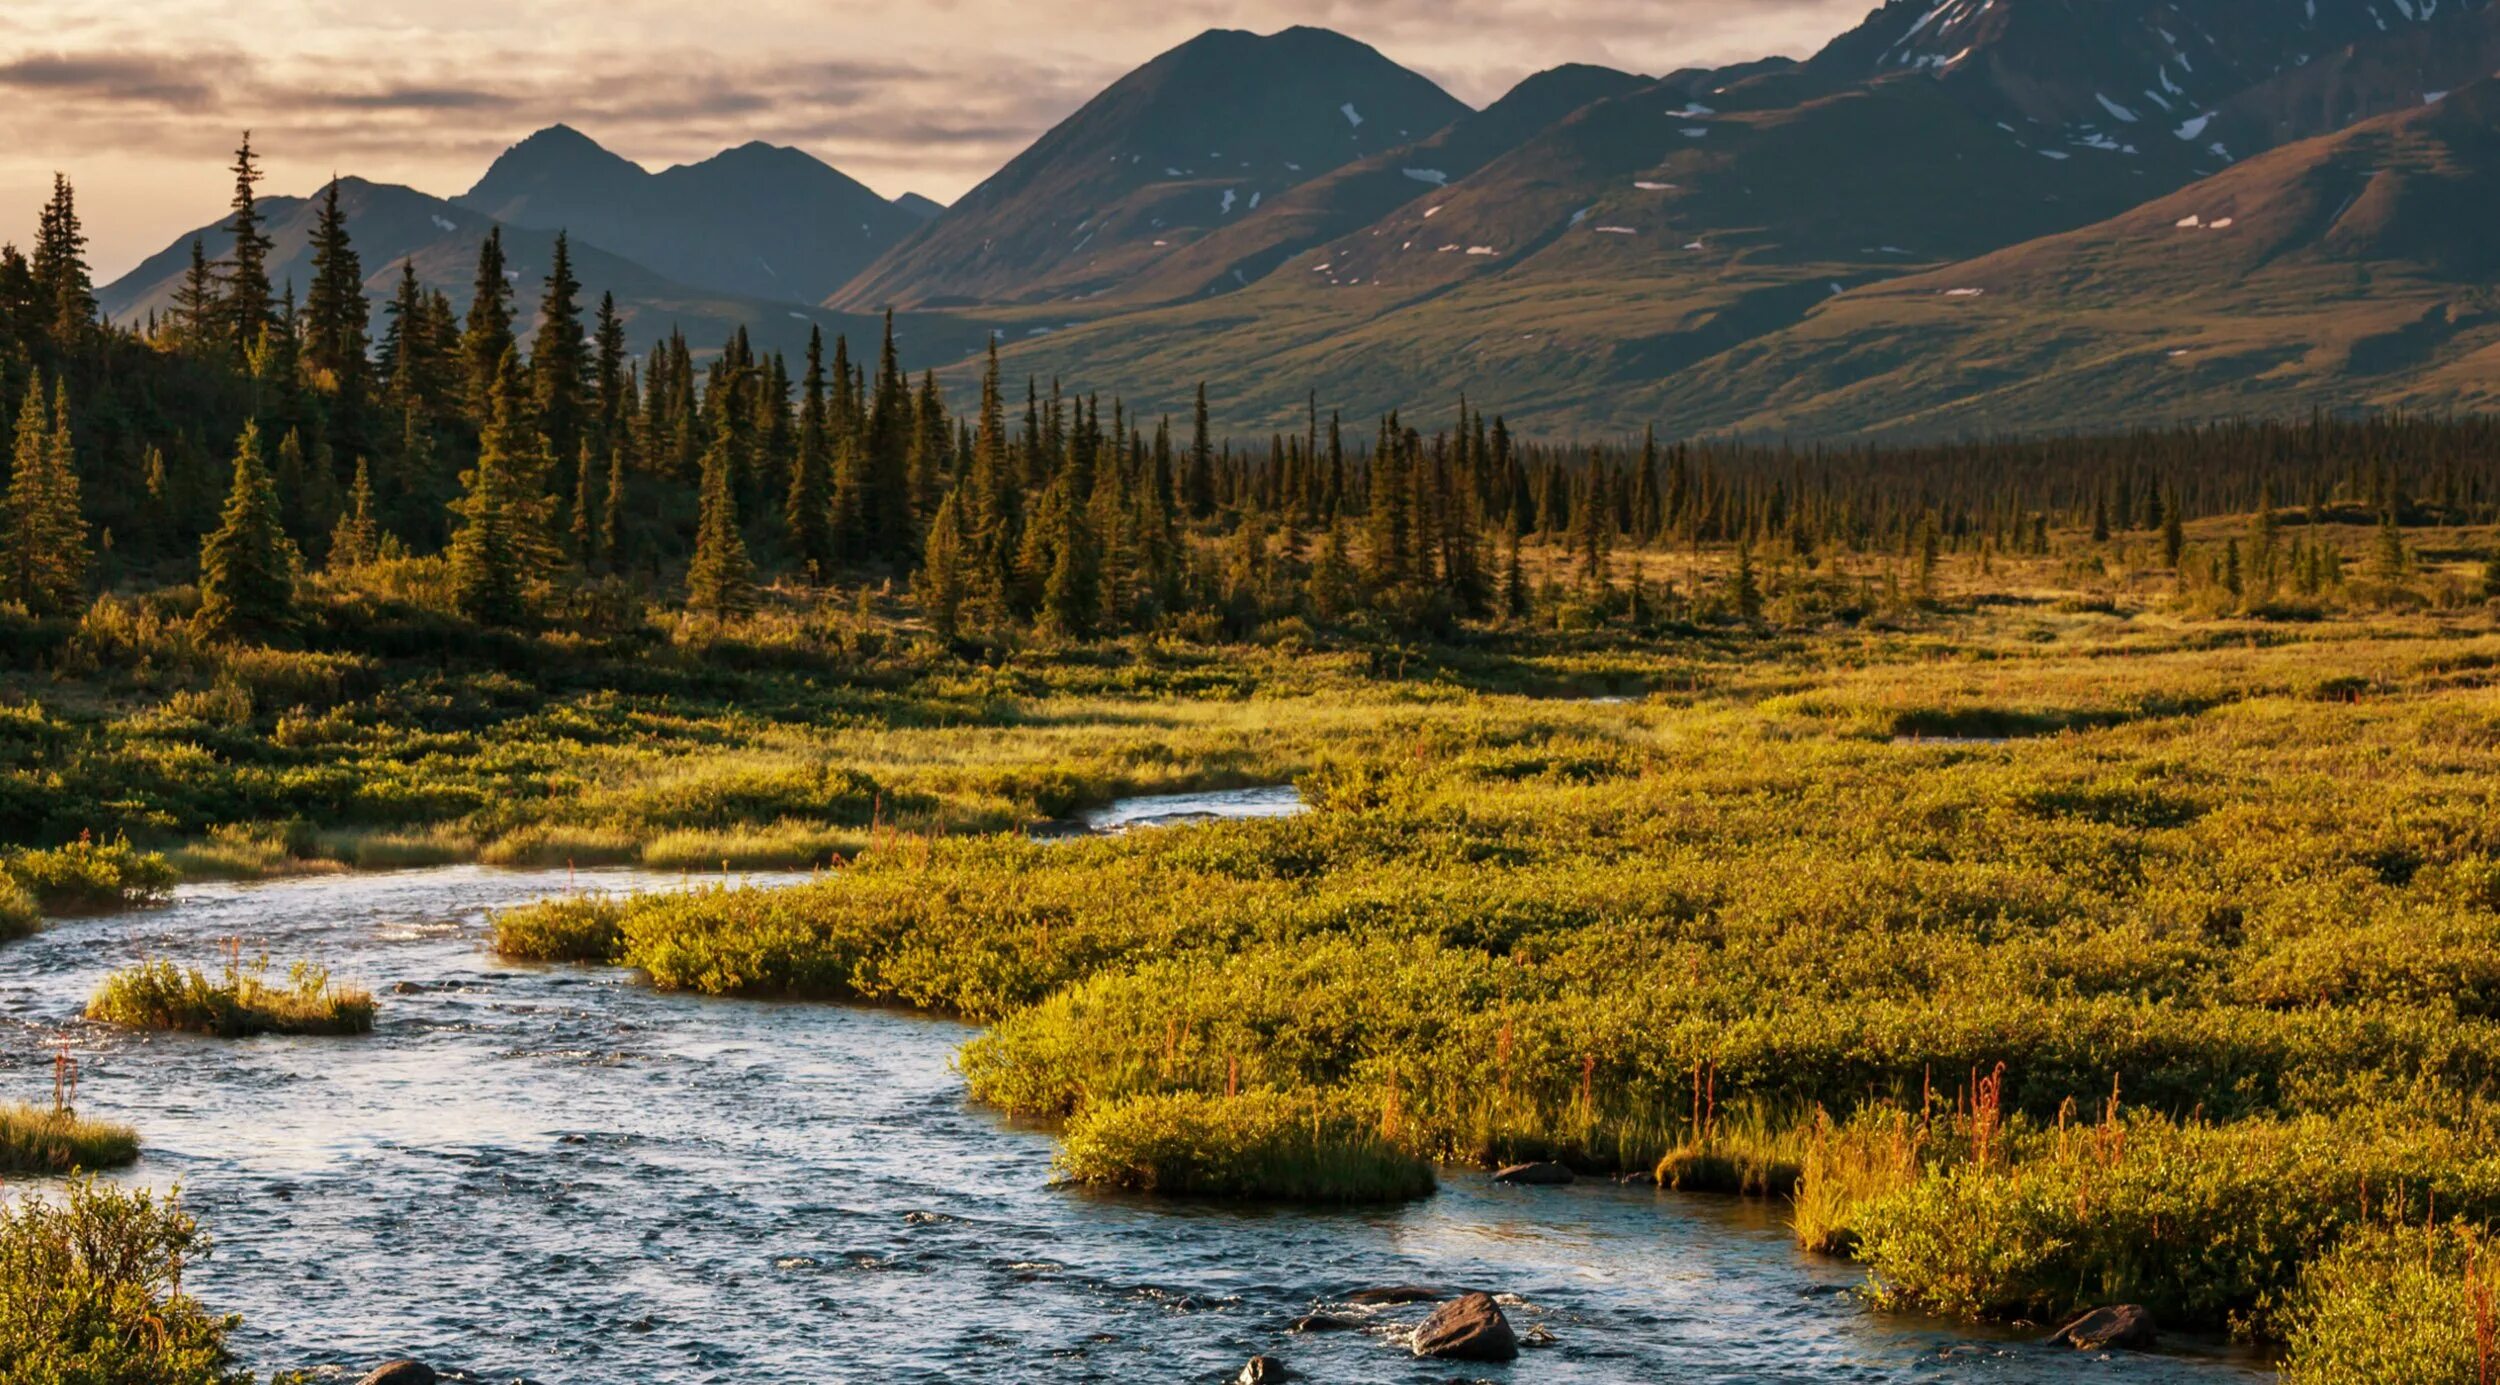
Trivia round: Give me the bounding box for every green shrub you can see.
[1,838,177,915]
[0,1178,246,1385]
[1056,1090,1435,1202]
[492,895,628,963]
[0,878,37,941]
[0,1102,141,1175]
[88,955,376,1038]
[2281,1225,2496,1384]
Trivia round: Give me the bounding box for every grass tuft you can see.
[87,951,376,1038]
[1055,1090,1436,1202]
[0,1102,140,1175]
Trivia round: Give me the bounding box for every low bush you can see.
[1055,1090,1435,1202]
[0,1178,246,1385]
[492,895,628,963]
[1,837,177,915]
[2280,1224,2496,1384]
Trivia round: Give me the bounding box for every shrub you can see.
[2281,1225,2496,1384]
[88,953,376,1038]
[492,895,628,963]
[0,878,37,941]
[0,1179,247,1385]
[1055,1090,1435,1203]
[1,837,177,915]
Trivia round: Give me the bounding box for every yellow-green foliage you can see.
[0,877,36,941]
[0,1103,140,1175]
[1056,1090,1435,1202]
[2281,1225,2498,1384]
[0,838,176,916]
[88,955,376,1038]
[492,895,628,963]
[0,1179,246,1385]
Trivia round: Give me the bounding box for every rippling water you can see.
[0,845,2273,1382]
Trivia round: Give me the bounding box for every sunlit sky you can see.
[6,0,1879,281]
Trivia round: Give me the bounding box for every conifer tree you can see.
[601,442,628,572]
[220,133,276,352]
[916,488,971,637]
[687,432,757,618]
[2162,495,2186,568]
[1184,385,1215,520]
[2,379,84,616]
[197,420,297,638]
[31,174,96,347]
[446,348,548,625]
[303,178,370,412]
[531,232,589,473]
[1732,541,1762,623]
[571,441,600,566]
[462,229,515,422]
[328,457,383,569]
[786,327,833,579]
[170,239,220,355]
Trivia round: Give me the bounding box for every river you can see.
[0,805,2272,1382]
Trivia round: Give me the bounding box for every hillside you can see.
[829,27,1471,310]
[98,177,986,368]
[457,125,923,303]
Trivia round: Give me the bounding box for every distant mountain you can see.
[459,125,923,303]
[893,193,947,221]
[1090,63,1655,310]
[1655,75,2500,435]
[97,177,987,368]
[829,27,1472,310]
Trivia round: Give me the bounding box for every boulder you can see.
[1235,1356,1290,1384]
[1345,1284,1445,1305]
[1290,1311,1365,1333]
[1492,1161,1575,1186]
[1410,1292,1519,1362]
[2045,1304,2158,1351]
[355,1364,438,1385]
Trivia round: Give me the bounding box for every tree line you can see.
[5,136,2500,644]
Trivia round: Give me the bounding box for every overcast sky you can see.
[6,0,1877,282]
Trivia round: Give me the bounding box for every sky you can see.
[4,0,1879,282]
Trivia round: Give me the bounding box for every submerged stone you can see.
[2045,1304,2158,1351]
[356,1363,439,1385]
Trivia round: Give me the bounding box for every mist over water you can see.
[0,857,2270,1383]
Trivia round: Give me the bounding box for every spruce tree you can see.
[786,327,834,579]
[303,178,370,412]
[170,239,220,355]
[446,349,544,625]
[687,432,757,618]
[220,133,276,352]
[328,458,383,569]
[2161,495,2186,568]
[916,488,971,637]
[197,420,297,638]
[462,229,515,423]
[30,174,96,347]
[531,232,589,473]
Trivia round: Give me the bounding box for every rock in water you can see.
[1492,1161,1575,1185]
[2045,1304,2158,1350]
[355,1364,439,1385]
[1236,1355,1290,1383]
[1411,1292,1519,1362]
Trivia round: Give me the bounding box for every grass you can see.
[0,1102,141,1176]
[1055,1090,1437,1202]
[87,950,377,1038]
[0,1178,246,1385]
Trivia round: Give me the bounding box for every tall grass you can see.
[88,949,376,1037]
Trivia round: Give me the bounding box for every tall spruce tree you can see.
[220,133,276,352]
[31,174,95,348]
[197,420,298,638]
[446,348,549,625]
[462,229,516,423]
[531,232,589,475]
[786,328,834,579]
[916,488,971,637]
[2,377,86,616]
[302,178,370,416]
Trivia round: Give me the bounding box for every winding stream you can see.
[0,829,2272,1381]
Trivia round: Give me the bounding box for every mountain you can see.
[1087,62,1656,310]
[1638,75,2500,435]
[829,27,1472,310]
[934,4,2500,436]
[98,177,988,369]
[458,125,923,303]
[893,193,947,221]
